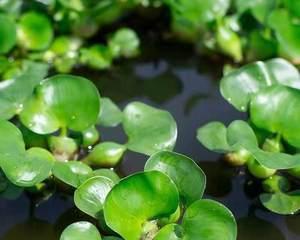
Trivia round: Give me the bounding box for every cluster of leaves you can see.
[0,63,178,187]
[0,0,140,74]
[59,151,237,240]
[197,58,300,214]
[0,63,237,239]
[164,0,300,64]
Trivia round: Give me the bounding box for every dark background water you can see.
[1,36,300,240]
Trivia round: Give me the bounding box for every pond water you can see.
[0,37,300,240]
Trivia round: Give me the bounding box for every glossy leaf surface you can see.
[145,151,206,206]
[123,102,177,155]
[74,176,115,218]
[20,74,100,134]
[104,171,179,240]
[220,58,300,111]
[60,221,101,240]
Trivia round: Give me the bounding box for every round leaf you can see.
[60,221,101,240]
[74,176,115,218]
[250,85,300,148]
[260,191,300,215]
[145,151,206,206]
[1,147,55,187]
[0,13,16,54]
[220,58,300,111]
[97,97,123,127]
[53,161,93,188]
[18,12,53,50]
[104,171,179,240]
[182,199,237,240]
[197,121,230,153]
[108,28,140,58]
[0,61,48,120]
[92,169,120,184]
[123,102,177,155]
[20,74,101,134]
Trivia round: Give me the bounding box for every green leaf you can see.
[235,0,278,23]
[0,13,16,54]
[0,120,55,187]
[154,224,182,240]
[108,28,140,58]
[17,11,53,50]
[250,85,300,148]
[165,0,231,41]
[260,191,300,215]
[123,102,177,155]
[97,97,123,127]
[104,171,179,240]
[283,0,300,18]
[84,142,126,167]
[74,176,115,218]
[268,9,300,62]
[1,147,54,187]
[197,121,230,153]
[182,199,237,240]
[53,161,93,188]
[60,221,101,240]
[198,120,300,169]
[20,74,101,134]
[92,169,120,184]
[145,151,206,206]
[220,58,300,111]
[0,61,48,120]
[80,45,112,70]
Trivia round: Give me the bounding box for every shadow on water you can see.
[2,38,300,239]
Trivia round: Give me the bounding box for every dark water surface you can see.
[0,41,299,240]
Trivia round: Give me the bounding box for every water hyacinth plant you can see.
[60,151,237,240]
[197,58,300,214]
[0,65,179,188]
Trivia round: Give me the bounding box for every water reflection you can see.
[1,38,299,240]
[2,219,59,240]
[238,215,286,240]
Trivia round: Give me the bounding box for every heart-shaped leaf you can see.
[92,169,120,184]
[60,221,102,240]
[250,85,300,148]
[74,176,115,218]
[20,74,101,134]
[197,120,300,169]
[104,171,179,240]
[220,58,300,111]
[197,121,231,153]
[52,161,93,188]
[0,120,55,187]
[17,11,53,50]
[0,13,16,54]
[97,98,123,127]
[145,151,206,206]
[182,199,237,240]
[260,191,300,215]
[0,61,48,120]
[123,102,177,155]
[155,200,237,240]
